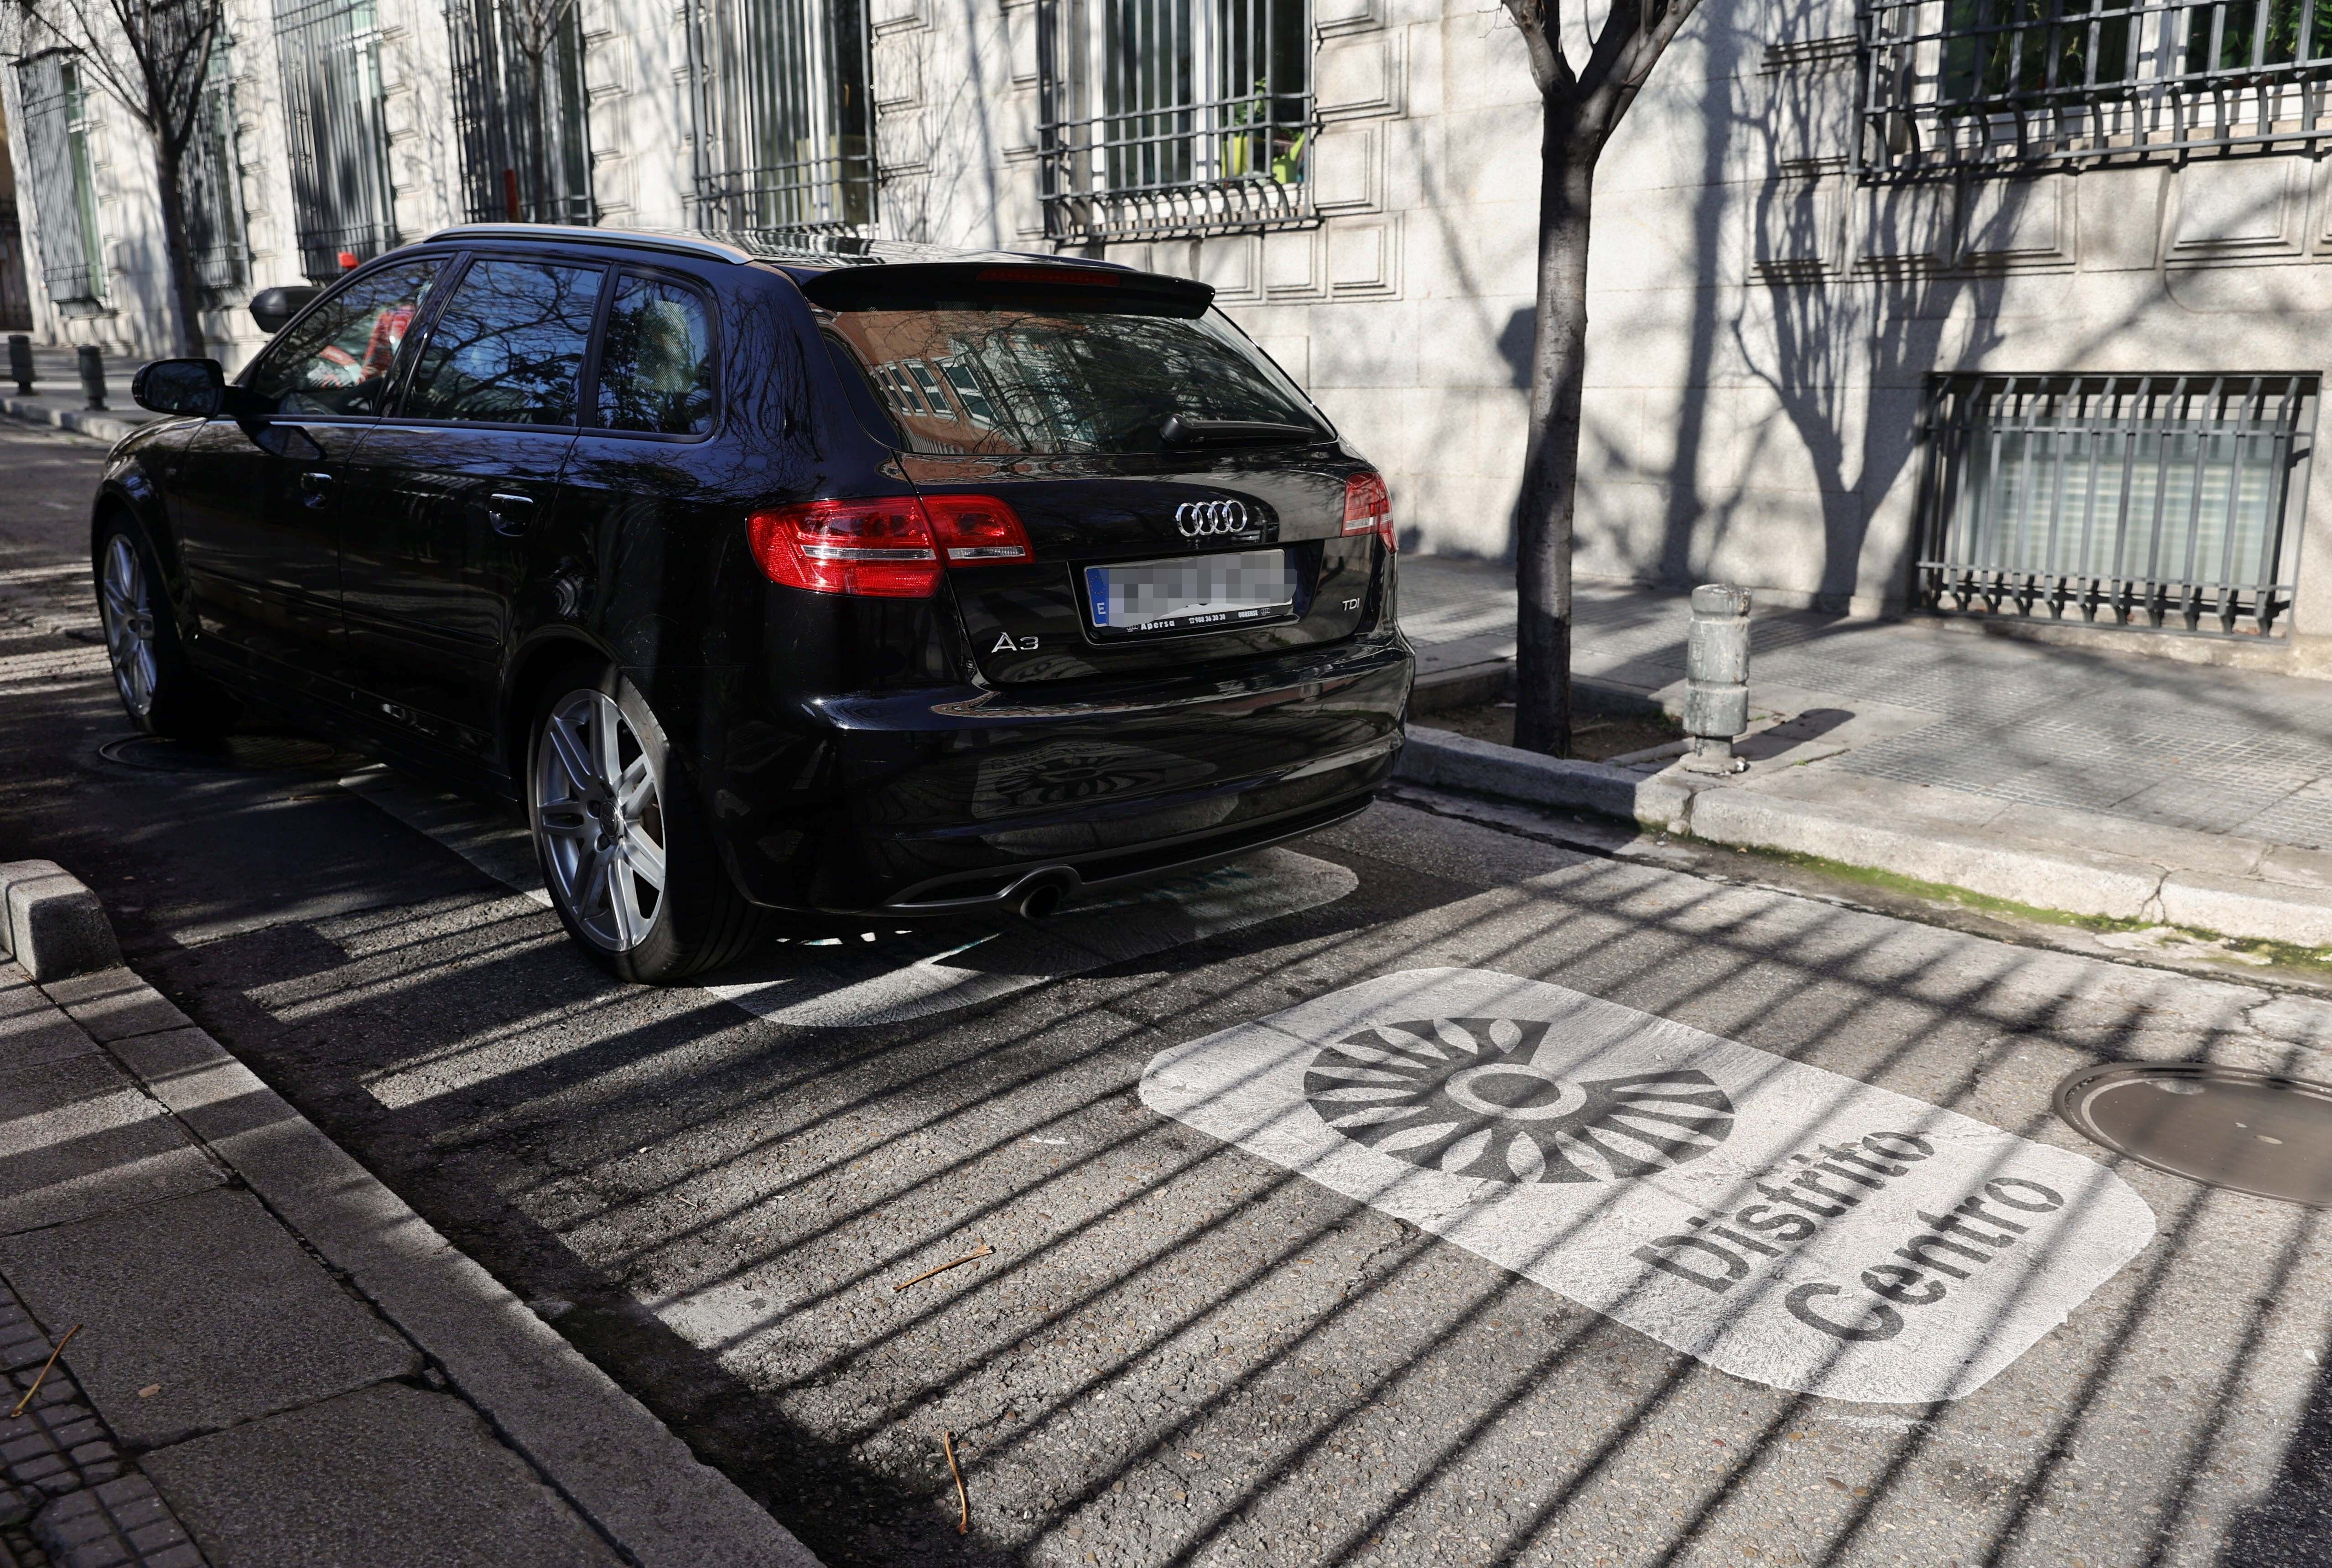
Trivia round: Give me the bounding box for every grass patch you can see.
[1710,840,2332,975]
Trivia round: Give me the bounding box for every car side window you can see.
[594,273,717,436]
[246,261,441,417]
[402,259,604,426]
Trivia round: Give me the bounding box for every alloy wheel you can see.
[535,690,668,952]
[100,534,160,719]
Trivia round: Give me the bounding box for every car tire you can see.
[526,658,765,983]
[94,517,239,741]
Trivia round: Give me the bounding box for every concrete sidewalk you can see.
[1396,556,2332,949]
[0,886,820,1566]
[2,348,159,447]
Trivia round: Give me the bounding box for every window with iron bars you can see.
[1915,375,2313,635]
[182,44,248,293]
[274,0,396,280]
[447,0,594,225]
[1865,0,2332,172]
[686,0,875,234]
[1037,0,1314,241]
[11,52,107,309]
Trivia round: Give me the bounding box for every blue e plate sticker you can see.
[1139,968,2155,1404]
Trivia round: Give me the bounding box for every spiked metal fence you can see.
[1915,374,2314,635]
[1865,0,2332,174]
[446,0,595,224]
[1038,0,1314,240]
[274,0,396,279]
[686,0,875,233]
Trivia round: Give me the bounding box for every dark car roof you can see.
[422,223,1133,279]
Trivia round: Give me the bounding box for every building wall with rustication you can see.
[10,0,2332,669]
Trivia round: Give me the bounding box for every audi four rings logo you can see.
[1175,500,1257,539]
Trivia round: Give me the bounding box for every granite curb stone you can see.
[0,867,119,986]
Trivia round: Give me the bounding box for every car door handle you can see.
[298,470,334,507]
[486,492,536,536]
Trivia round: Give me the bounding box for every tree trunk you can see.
[1511,117,1596,758]
[151,136,206,359]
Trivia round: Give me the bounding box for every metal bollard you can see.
[75,345,107,411]
[6,336,31,396]
[1682,583,1751,774]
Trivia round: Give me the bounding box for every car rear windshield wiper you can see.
[1159,414,1320,448]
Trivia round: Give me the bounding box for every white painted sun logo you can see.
[1303,1017,1737,1183]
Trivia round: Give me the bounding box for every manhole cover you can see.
[98,734,352,774]
[2055,1062,2332,1207]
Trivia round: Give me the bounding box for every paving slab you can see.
[104,1027,823,1568]
[0,987,101,1073]
[0,1056,218,1236]
[35,973,190,1047]
[0,1187,417,1449]
[140,1382,624,1568]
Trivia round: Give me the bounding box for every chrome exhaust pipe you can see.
[1012,873,1073,921]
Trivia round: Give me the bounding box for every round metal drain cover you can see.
[2055,1062,2332,1207]
[98,734,349,774]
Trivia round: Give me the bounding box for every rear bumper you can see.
[712,635,1411,913]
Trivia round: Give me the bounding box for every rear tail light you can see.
[1342,470,1396,551]
[746,493,1033,597]
[922,494,1033,564]
[748,498,939,598]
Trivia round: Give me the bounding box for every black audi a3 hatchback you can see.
[100,226,1413,980]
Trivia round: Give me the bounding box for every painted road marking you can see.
[1140,967,2156,1404]
[340,767,1356,1031]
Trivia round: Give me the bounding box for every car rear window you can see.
[823,307,1327,457]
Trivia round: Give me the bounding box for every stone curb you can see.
[7,867,822,1568]
[1393,724,1696,831]
[0,396,149,447]
[0,861,124,982]
[1395,723,2332,949]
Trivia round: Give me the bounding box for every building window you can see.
[11,52,107,309]
[183,46,248,293]
[1038,0,1313,241]
[686,0,875,233]
[446,0,595,225]
[274,0,396,280]
[1865,0,2332,172]
[1916,374,2312,635]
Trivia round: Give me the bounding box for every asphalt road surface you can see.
[3,419,2329,1568]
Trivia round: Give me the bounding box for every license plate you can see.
[1085,549,1296,636]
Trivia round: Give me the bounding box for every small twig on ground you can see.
[10,1324,81,1419]
[893,1242,993,1293]
[943,1429,969,1535]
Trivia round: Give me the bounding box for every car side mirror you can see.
[130,358,225,417]
[249,285,320,335]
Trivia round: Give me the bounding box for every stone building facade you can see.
[7,0,2332,672]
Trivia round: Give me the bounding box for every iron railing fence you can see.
[446,0,595,225]
[1865,0,2332,174]
[686,0,876,234]
[183,52,247,293]
[1916,374,2313,634]
[1038,0,1314,241]
[275,0,396,279]
[11,53,106,308]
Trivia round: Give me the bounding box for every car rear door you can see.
[335,253,602,756]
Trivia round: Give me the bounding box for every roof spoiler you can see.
[800,262,1214,318]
